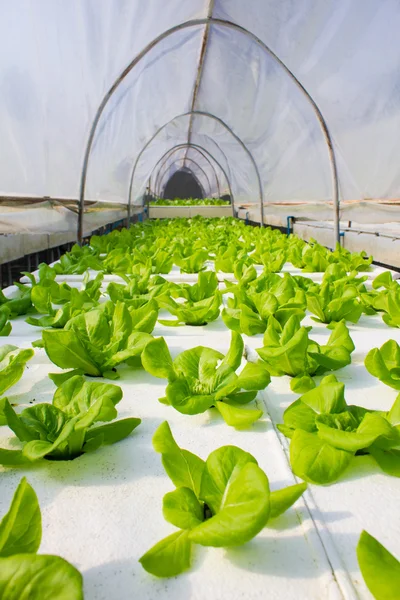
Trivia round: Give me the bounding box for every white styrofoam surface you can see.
[2,268,400,599]
[19,262,391,284]
[1,339,339,600]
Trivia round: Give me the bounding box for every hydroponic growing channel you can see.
[0,216,399,600]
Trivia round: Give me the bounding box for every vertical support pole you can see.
[287,215,295,236]
[333,191,340,247]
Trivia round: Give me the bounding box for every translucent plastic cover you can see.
[1,0,400,228]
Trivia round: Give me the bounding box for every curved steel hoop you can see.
[78,17,339,243]
[156,156,212,198]
[151,144,222,198]
[127,110,263,222]
[150,141,234,209]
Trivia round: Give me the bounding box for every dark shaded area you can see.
[163,168,204,200]
[220,193,232,204]
[0,214,144,288]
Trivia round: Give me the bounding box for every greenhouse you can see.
[0,2,400,599]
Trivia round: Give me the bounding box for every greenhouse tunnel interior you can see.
[1,3,400,599]
[162,167,205,200]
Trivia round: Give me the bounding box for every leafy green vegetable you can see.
[26,273,104,329]
[256,316,354,392]
[372,271,398,290]
[0,477,83,599]
[27,289,98,329]
[140,422,307,577]
[0,554,84,600]
[175,249,208,273]
[365,340,400,390]
[150,197,230,206]
[0,376,140,463]
[0,345,34,397]
[381,287,400,328]
[142,333,269,428]
[0,307,12,336]
[251,247,287,273]
[139,530,192,578]
[52,216,375,287]
[0,284,32,317]
[171,271,219,302]
[269,482,308,519]
[357,530,400,600]
[215,246,250,274]
[153,422,205,496]
[106,270,169,306]
[158,292,221,326]
[290,429,354,485]
[42,301,153,378]
[52,244,104,275]
[222,274,307,336]
[306,282,362,324]
[0,477,41,556]
[278,375,400,483]
[293,239,372,273]
[104,245,174,275]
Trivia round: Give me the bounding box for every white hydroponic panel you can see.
[1,333,339,600]
[19,262,391,285]
[1,270,400,599]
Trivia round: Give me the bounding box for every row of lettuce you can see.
[149,197,231,206]
[0,217,399,598]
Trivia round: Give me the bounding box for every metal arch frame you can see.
[150,143,221,196]
[151,144,222,198]
[157,158,210,199]
[150,142,234,210]
[157,157,211,198]
[157,157,211,197]
[127,110,262,222]
[183,0,215,168]
[78,17,339,244]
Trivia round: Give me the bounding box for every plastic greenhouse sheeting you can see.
[0,201,130,235]
[1,0,400,228]
[0,202,145,265]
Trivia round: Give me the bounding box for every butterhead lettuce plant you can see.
[0,307,11,336]
[380,287,400,328]
[0,345,34,397]
[42,301,153,379]
[158,292,221,327]
[139,422,307,577]
[107,270,170,306]
[278,374,400,484]
[365,340,400,390]
[170,271,219,302]
[0,477,83,599]
[174,249,209,273]
[0,283,32,317]
[306,282,363,325]
[141,332,270,428]
[222,279,306,336]
[357,530,400,600]
[256,316,355,392]
[0,375,140,465]
[26,272,104,329]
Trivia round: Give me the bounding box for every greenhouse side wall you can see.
[236,204,400,269]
